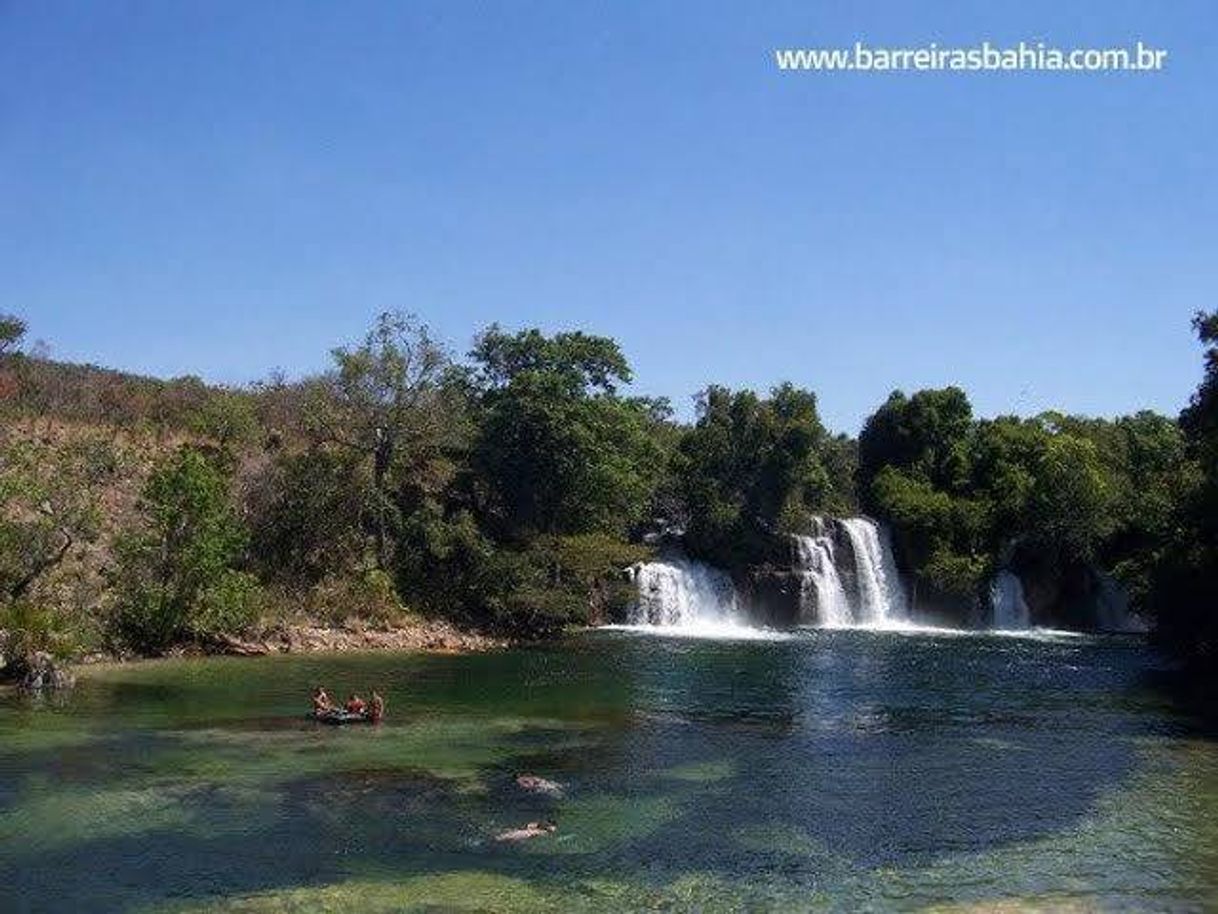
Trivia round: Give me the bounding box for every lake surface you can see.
[2,629,1216,912]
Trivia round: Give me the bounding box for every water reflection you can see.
[0,631,1214,912]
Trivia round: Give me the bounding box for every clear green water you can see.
[2,629,1216,913]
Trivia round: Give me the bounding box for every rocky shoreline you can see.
[201,618,508,657]
[1,618,508,689]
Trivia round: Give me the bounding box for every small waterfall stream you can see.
[989,570,1031,630]
[792,521,851,627]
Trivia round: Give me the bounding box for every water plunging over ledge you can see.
[624,517,911,635]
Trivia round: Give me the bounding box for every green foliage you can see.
[676,383,842,567]
[467,534,650,637]
[0,599,77,663]
[472,327,665,538]
[189,389,260,449]
[303,568,409,627]
[869,465,988,595]
[1143,311,1218,673]
[471,324,632,394]
[0,436,107,605]
[859,387,973,497]
[0,314,26,356]
[109,448,258,652]
[306,311,461,570]
[921,548,989,599]
[859,385,1190,616]
[248,448,370,585]
[8,305,1209,654]
[1024,434,1114,560]
[394,497,649,636]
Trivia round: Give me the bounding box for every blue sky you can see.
[2,1,1214,432]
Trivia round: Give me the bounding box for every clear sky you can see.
[2,1,1214,432]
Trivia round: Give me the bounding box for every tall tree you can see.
[110,447,258,651]
[308,312,457,567]
[1144,311,1218,673]
[470,326,663,538]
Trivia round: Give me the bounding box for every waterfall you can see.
[793,517,907,627]
[621,517,910,633]
[989,570,1030,629]
[839,517,908,625]
[627,559,741,628]
[792,523,851,626]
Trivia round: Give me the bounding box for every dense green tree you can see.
[858,387,973,501]
[470,324,632,394]
[306,312,460,568]
[6,305,1211,651]
[470,326,665,539]
[676,383,840,567]
[248,448,370,586]
[860,378,1195,620]
[1143,312,1218,674]
[1024,433,1114,561]
[857,388,986,599]
[109,448,258,651]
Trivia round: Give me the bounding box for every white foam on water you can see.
[600,621,794,642]
[626,559,740,628]
[617,558,789,639]
[799,619,969,637]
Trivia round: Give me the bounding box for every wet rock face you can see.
[742,569,803,628]
[1007,546,1142,632]
[911,579,980,628]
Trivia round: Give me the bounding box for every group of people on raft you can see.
[310,685,385,723]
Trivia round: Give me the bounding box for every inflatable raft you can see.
[311,709,372,725]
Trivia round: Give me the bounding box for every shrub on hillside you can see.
[107,447,259,653]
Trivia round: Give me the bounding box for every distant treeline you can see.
[0,310,1214,682]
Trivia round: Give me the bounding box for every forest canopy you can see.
[0,309,1213,681]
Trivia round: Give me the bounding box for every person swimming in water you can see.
[368,689,385,723]
[311,686,333,715]
[514,773,564,796]
[494,821,556,842]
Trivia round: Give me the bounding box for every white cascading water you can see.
[989,569,1031,630]
[627,559,741,628]
[793,517,907,627]
[620,517,910,634]
[792,522,852,627]
[839,517,908,625]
